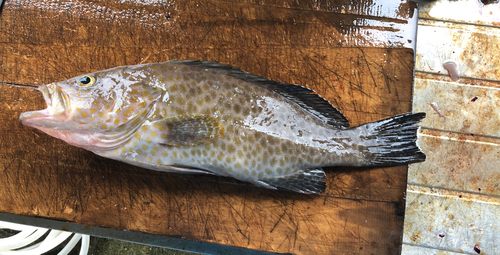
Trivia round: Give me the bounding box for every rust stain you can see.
[410,233,422,243]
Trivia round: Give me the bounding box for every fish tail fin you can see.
[358,112,426,166]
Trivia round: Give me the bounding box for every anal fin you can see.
[258,168,326,194]
[162,164,219,175]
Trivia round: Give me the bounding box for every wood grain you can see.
[0,0,416,254]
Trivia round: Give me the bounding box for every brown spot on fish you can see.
[170,85,178,92]
[227,144,236,154]
[176,97,185,105]
[233,103,241,114]
[179,84,187,93]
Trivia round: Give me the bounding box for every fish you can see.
[19,60,426,194]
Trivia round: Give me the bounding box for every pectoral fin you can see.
[145,114,224,147]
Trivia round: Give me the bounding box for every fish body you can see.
[20,60,425,194]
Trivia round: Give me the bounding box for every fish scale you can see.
[20,60,426,194]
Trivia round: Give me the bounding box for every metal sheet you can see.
[412,78,500,137]
[409,129,500,195]
[415,20,500,80]
[403,186,500,254]
[404,1,500,255]
[402,244,469,255]
[417,0,500,26]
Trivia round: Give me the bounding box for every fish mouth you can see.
[39,84,52,109]
[19,84,70,129]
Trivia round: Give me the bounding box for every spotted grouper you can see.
[19,60,425,194]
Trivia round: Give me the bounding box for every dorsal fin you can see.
[171,60,350,129]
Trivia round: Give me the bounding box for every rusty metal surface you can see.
[404,186,500,254]
[404,1,500,255]
[417,0,500,26]
[415,20,500,81]
[412,79,500,137]
[409,129,500,195]
[401,245,465,255]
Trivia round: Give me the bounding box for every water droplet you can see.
[234,87,244,94]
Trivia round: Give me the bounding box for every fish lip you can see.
[44,83,69,116]
[19,83,69,127]
[19,85,51,125]
[39,84,52,108]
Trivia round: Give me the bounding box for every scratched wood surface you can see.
[0,1,417,254]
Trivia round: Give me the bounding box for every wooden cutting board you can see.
[0,1,417,254]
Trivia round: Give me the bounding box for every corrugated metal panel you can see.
[415,20,500,80]
[402,244,468,255]
[404,186,499,254]
[413,79,500,137]
[418,0,500,27]
[409,129,500,195]
[404,1,500,254]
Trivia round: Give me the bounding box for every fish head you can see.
[20,65,163,151]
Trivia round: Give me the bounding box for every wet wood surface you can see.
[0,1,417,254]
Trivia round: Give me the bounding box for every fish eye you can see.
[77,76,96,87]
